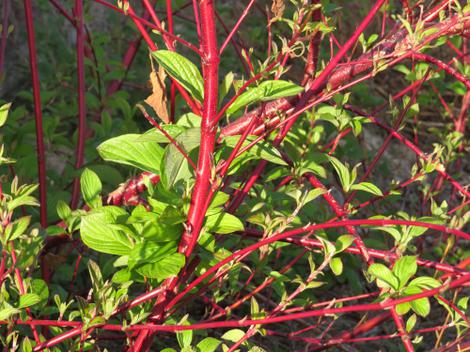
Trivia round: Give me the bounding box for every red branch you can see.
[24,0,47,227]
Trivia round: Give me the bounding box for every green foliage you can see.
[2,1,469,350]
[152,50,204,102]
[226,80,304,116]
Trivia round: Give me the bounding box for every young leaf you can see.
[221,329,245,343]
[328,156,351,192]
[303,188,327,205]
[350,182,383,196]
[205,212,244,234]
[335,234,355,253]
[80,209,134,255]
[368,263,399,290]
[0,306,20,320]
[406,314,417,332]
[330,257,343,276]
[97,134,164,174]
[80,168,102,208]
[226,80,303,116]
[56,200,72,221]
[196,337,221,352]
[0,102,11,127]
[5,216,31,242]
[152,50,204,102]
[392,256,417,289]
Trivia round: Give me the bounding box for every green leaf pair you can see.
[328,156,382,195]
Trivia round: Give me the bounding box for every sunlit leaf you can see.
[152,50,204,102]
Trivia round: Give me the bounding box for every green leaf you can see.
[335,235,355,253]
[128,241,177,269]
[395,302,411,315]
[350,182,383,196]
[152,50,204,102]
[0,306,20,320]
[224,135,287,166]
[303,188,327,205]
[328,156,351,192]
[176,317,193,349]
[392,256,417,289]
[20,336,33,352]
[31,279,49,303]
[330,257,343,276]
[406,314,417,332]
[135,252,185,280]
[205,212,244,234]
[403,286,430,317]
[373,226,402,243]
[97,134,164,174]
[176,112,202,128]
[162,127,200,188]
[80,168,102,208]
[408,276,441,290]
[227,80,303,116]
[142,217,183,238]
[112,268,132,284]
[209,192,230,209]
[7,184,39,212]
[56,200,72,222]
[18,294,41,309]
[221,329,245,342]
[0,102,11,127]
[368,263,399,290]
[219,71,234,104]
[197,337,221,352]
[5,216,31,242]
[88,259,104,294]
[411,297,430,317]
[138,125,186,143]
[80,209,134,255]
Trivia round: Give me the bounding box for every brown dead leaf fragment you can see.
[145,65,169,123]
[271,0,285,19]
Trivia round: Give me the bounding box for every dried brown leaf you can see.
[145,65,169,123]
[271,0,285,19]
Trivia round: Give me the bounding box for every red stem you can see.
[391,307,414,352]
[0,0,10,75]
[219,0,256,54]
[24,0,47,227]
[71,0,87,210]
[412,52,470,89]
[178,0,219,257]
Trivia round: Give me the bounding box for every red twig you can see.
[391,307,414,352]
[0,0,10,75]
[24,0,47,227]
[219,0,256,54]
[71,0,87,210]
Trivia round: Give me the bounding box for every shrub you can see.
[0,0,469,351]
